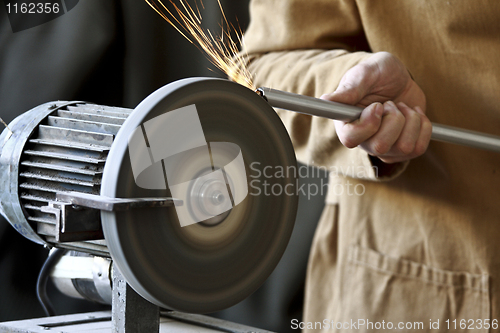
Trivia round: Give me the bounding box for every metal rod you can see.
[258,87,500,153]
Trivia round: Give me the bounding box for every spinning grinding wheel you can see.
[100,78,299,313]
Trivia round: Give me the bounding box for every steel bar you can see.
[258,87,500,153]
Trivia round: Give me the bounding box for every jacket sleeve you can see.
[241,0,407,180]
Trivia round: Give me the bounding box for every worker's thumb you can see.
[321,85,362,106]
[320,64,373,106]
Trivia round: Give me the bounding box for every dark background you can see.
[0,1,327,332]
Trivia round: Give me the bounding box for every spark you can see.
[0,117,12,135]
[144,0,254,90]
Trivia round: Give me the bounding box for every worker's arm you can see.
[242,0,431,177]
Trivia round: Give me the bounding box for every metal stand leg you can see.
[112,265,159,333]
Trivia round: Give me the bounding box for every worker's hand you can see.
[321,52,432,164]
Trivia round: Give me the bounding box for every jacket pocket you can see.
[343,245,490,332]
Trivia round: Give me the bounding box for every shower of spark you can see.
[145,0,254,90]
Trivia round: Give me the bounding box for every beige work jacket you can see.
[242,1,500,332]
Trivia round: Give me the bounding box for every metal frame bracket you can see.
[56,191,182,211]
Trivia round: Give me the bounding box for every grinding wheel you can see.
[100,78,298,313]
